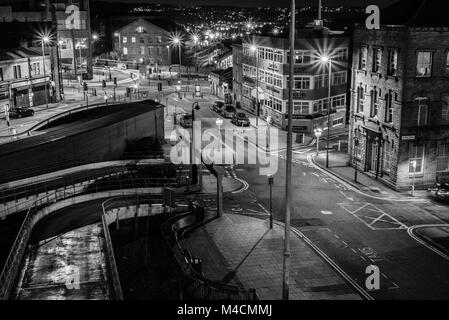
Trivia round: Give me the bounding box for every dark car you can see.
[180,114,193,128]
[223,105,237,118]
[231,112,250,127]
[429,181,449,202]
[212,100,225,113]
[9,108,35,119]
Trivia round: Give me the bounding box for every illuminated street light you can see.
[314,128,323,156]
[40,35,51,109]
[92,33,98,41]
[249,45,260,126]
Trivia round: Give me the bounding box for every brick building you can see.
[0,0,93,80]
[348,0,449,190]
[0,47,53,113]
[234,29,350,133]
[112,18,178,68]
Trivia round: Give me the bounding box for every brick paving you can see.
[181,213,361,300]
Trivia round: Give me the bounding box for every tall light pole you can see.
[283,0,295,301]
[411,160,417,196]
[314,128,322,156]
[192,35,198,73]
[321,56,333,168]
[249,45,259,127]
[173,37,182,79]
[41,36,50,109]
[114,32,121,54]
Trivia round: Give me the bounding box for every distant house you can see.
[112,18,179,69]
[0,47,53,111]
[210,67,233,103]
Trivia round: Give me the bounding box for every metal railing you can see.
[0,175,183,300]
[162,211,259,301]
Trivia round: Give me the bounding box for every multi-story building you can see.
[232,43,243,108]
[0,47,52,112]
[348,0,449,190]
[210,67,233,102]
[0,0,93,80]
[112,18,177,68]
[235,30,349,133]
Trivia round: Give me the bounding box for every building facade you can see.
[113,18,173,68]
[0,48,53,113]
[0,0,93,80]
[349,23,449,190]
[210,67,233,102]
[232,43,243,108]
[234,31,349,133]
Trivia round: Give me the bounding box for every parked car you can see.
[222,105,237,118]
[9,107,34,119]
[231,112,250,127]
[212,100,225,113]
[180,114,193,128]
[428,181,449,202]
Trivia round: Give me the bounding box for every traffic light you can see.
[102,80,106,88]
[83,82,88,91]
[158,82,162,92]
[113,77,117,86]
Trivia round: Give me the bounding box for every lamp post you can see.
[411,160,417,197]
[114,32,121,53]
[192,35,199,74]
[268,175,274,229]
[283,0,295,301]
[266,116,272,151]
[314,128,322,156]
[249,45,260,127]
[354,131,359,183]
[321,56,332,168]
[173,37,182,79]
[41,36,50,109]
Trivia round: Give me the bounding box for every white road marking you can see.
[407,224,449,262]
[321,210,333,215]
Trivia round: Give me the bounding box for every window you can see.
[359,47,368,70]
[332,71,347,86]
[293,101,310,114]
[332,95,346,109]
[416,98,428,126]
[288,51,311,64]
[442,95,449,124]
[157,47,162,55]
[409,144,425,174]
[122,36,127,43]
[370,89,379,117]
[140,37,145,44]
[273,74,282,88]
[140,47,145,55]
[334,48,348,62]
[131,37,136,43]
[136,26,145,33]
[437,143,449,172]
[387,49,398,76]
[293,76,311,90]
[0,67,3,81]
[273,50,283,63]
[416,51,432,77]
[156,36,162,43]
[265,96,282,112]
[314,75,325,89]
[332,118,344,126]
[356,86,364,113]
[372,48,382,73]
[13,65,21,79]
[123,47,128,55]
[243,84,251,97]
[31,62,40,76]
[385,91,393,123]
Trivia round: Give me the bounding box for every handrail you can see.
[0,176,183,300]
[161,210,259,300]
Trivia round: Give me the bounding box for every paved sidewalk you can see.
[181,213,361,300]
[313,150,429,200]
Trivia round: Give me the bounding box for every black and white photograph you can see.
[0,0,448,313]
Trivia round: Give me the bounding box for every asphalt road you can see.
[167,91,449,300]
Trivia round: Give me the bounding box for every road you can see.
[166,90,449,300]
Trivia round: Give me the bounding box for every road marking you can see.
[321,210,333,215]
[285,224,374,300]
[293,149,312,154]
[339,191,354,201]
[407,224,449,262]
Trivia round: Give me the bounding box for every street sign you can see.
[216,118,223,127]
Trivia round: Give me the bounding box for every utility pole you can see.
[283,0,295,301]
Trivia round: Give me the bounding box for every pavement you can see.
[181,212,361,300]
[312,149,430,201]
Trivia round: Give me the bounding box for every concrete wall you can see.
[0,106,165,183]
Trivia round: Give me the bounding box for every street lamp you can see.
[266,116,272,151]
[314,128,322,156]
[173,37,182,79]
[114,32,121,54]
[192,34,199,73]
[249,45,260,127]
[320,55,332,168]
[268,175,274,229]
[411,160,417,196]
[353,130,359,183]
[41,36,50,109]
